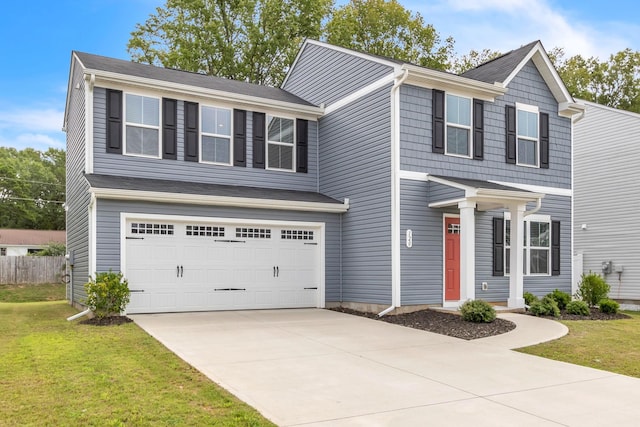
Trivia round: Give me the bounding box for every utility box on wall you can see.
[602,261,612,275]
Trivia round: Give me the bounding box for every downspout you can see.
[523,197,542,217]
[67,308,91,321]
[378,68,409,317]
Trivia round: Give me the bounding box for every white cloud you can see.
[0,107,64,133]
[0,132,65,151]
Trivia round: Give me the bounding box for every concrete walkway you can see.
[131,309,640,426]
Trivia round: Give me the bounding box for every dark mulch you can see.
[79,315,133,326]
[330,307,516,340]
[531,308,631,321]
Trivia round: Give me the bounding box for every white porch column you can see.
[508,203,526,308]
[458,200,476,302]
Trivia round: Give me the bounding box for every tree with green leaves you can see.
[325,0,454,70]
[450,48,502,74]
[551,48,640,113]
[128,0,332,86]
[0,147,66,230]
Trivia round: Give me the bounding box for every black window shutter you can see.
[493,217,505,276]
[432,89,445,154]
[162,98,177,160]
[296,119,308,173]
[540,112,550,169]
[233,109,247,167]
[253,112,266,169]
[505,105,516,164]
[473,99,484,160]
[551,220,561,275]
[106,89,122,154]
[184,101,199,162]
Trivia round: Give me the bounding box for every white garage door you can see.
[124,219,321,314]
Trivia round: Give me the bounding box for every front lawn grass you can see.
[517,311,640,378]
[0,283,66,302]
[0,301,274,426]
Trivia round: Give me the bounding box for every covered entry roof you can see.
[428,175,544,211]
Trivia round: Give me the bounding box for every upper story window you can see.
[517,104,539,167]
[201,105,232,165]
[267,115,294,171]
[124,94,161,158]
[446,94,472,157]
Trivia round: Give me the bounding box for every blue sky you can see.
[1,0,638,152]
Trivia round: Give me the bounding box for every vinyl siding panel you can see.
[399,62,572,189]
[574,102,640,300]
[284,42,395,106]
[93,199,341,303]
[318,85,392,305]
[92,88,319,192]
[65,57,90,304]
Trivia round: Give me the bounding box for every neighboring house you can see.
[574,100,640,304]
[63,40,583,315]
[0,229,66,256]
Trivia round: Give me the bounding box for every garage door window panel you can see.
[201,106,232,165]
[131,223,174,235]
[281,229,314,240]
[236,228,271,239]
[186,225,225,237]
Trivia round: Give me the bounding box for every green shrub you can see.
[460,299,496,323]
[566,300,590,316]
[524,292,538,306]
[576,271,610,307]
[528,295,560,317]
[599,298,620,314]
[547,289,571,310]
[84,271,130,319]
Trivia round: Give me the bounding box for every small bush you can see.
[84,271,130,319]
[529,296,560,317]
[576,271,610,307]
[599,298,620,314]
[460,299,496,323]
[547,289,571,310]
[524,292,538,306]
[566,300,590,316]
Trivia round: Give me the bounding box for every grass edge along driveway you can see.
[0,301,275,426]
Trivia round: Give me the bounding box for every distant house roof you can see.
[460,41,539,84]
[73,51,316,107]
[0,229,66,246]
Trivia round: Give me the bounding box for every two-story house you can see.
[64,40,583,315]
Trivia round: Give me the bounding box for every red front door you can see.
[445,217,460,301]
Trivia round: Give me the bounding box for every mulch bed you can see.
[79,316,133,326]
[330,307,516,340]
[531,308,630,321]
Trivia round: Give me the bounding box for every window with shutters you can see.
[516,103,539,167]
[445,94,472,157]
[504,214,550,276]
[266,115,295,171]
[124,93,161,158]
[201,105,232,165]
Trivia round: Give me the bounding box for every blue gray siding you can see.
[89,199,341,303]
[318,85,393,305]
[574,102,640,300]
[400,179,572,304]
[399,61,572,189]
[92,88,319,192]
[283,42,395,106]
[65,58,90,304]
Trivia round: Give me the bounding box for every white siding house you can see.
[574,100,640,303]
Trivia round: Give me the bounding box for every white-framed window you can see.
[516,103,539,167]
[124,93,161,158]
[267,115,295,171]
[504,214,550,276]
[201,105,232,165]
[445,94,472,157]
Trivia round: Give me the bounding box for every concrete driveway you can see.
[131,309,640,426]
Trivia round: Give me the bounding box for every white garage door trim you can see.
[120,212,326,312]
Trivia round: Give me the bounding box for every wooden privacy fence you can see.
[0,256,66,284]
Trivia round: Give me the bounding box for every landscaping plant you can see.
[84,271,130,319]
[529,295,560,317]
[599,298,620,314]
[547,289,571,310]
[566,300,590,316]
[459,299,496,323]
[575,271,610,307]
[524,292,538,306]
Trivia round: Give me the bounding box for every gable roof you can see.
[461,41,539,84]
[74,51,316,107]
[0,229,66,246]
